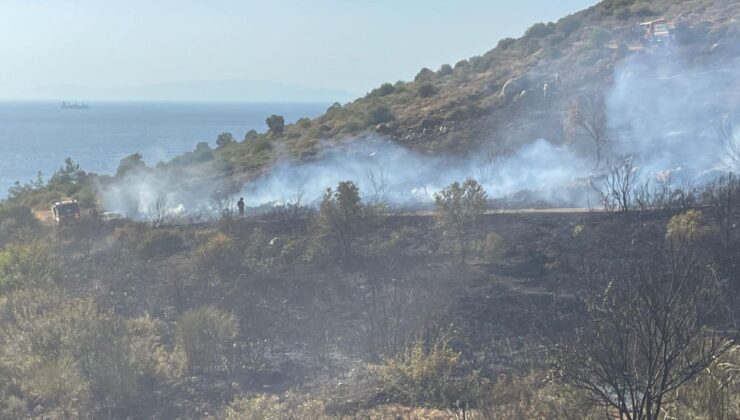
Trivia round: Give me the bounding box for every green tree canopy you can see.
[266,114,285,135]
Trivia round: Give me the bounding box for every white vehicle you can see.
[101,211,125,222]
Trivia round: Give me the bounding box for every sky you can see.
[0,0,597,100]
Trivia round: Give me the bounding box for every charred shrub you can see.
[137,229,184,260]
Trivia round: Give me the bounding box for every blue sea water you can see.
[0,101,328,196]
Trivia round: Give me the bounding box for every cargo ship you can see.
[61,101,90,109]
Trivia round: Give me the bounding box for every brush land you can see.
[1,0,740,418]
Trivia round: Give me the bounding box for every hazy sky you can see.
[0,0,597,99]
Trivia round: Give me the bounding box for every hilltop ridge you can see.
[166,0,739,189]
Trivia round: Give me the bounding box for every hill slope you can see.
[206,0,739,168]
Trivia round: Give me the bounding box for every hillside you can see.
[0,1,739,418]
[202,0,740,180]
[7,0,740,214]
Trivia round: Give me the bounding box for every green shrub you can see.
[370,334,485,409]
[555,14,582,36]
[373,83,396,97]
[195,232,241,276]
[0,242,60,292]
[665,209,711,243]
[418,83,437,98]
[434,179,488,264]
[524,22,555,39]
[315,181,367,258]
[242,130,259,142]
[414,67,435,82]
[266,114,285,135]
[24,357,91,418]
[176,305,238,374]
[589,27,612,48]
[367,106,395,125]
[437,64,453,76]
[0,205,38,246]
[218,392,327,420]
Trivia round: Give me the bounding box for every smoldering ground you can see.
[98,47,740,218]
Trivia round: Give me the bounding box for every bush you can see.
[215,132,236,148]
[243,129,259,142]
[524,22,555,39]
[0,242,60,291]
[434,179,488,264]
[195,232,241,276]
[219,392,327,420]
[373,83,396,97]
[367,106,395,125]
[665,210,711,243]
[480,231,507,263]
[616,8,632,20]
[176,305,238,374]
[418,83,436,98]
[370,334,485,409]
[437,64,453,76]
[589,27,612,48]
[137,229,184,259]
[251,137,273,154]
[555,14,582,36]
[315,181,366,258]
[0,205,38,246]
[414,67,435,82]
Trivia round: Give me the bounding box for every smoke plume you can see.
[99,46,740,217]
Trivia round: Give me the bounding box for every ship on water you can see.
[61,101,89,110]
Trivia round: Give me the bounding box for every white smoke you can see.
[241,138,589,208]
[607,49,740,180]
[99,44,740,217]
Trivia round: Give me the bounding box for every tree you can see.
[49,157,84,186]
[567,92,610,164]
[434,179,487,264]
[243,129,259,142]
[266,114,285,135]
[215,132,236,148]
[317,181,364,258]
[147,194,172,228]
[556,229,734,420]
[591,156,640,213]
[116,153,146,178]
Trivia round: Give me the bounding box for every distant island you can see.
[61,101,89,110]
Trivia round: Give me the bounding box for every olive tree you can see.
[434,179,487,264]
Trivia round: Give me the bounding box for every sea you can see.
[0,101,328,196]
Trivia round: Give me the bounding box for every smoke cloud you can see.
[99,46,740,218]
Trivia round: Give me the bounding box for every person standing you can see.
[237,197,245,217]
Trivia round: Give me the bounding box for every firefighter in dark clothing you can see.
[237,197,245,217]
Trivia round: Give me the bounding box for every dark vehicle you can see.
[51,199,81,224]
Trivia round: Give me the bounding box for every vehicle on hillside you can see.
[640,18,675,48]
[51,199,81,224]
[101,211,126,223]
